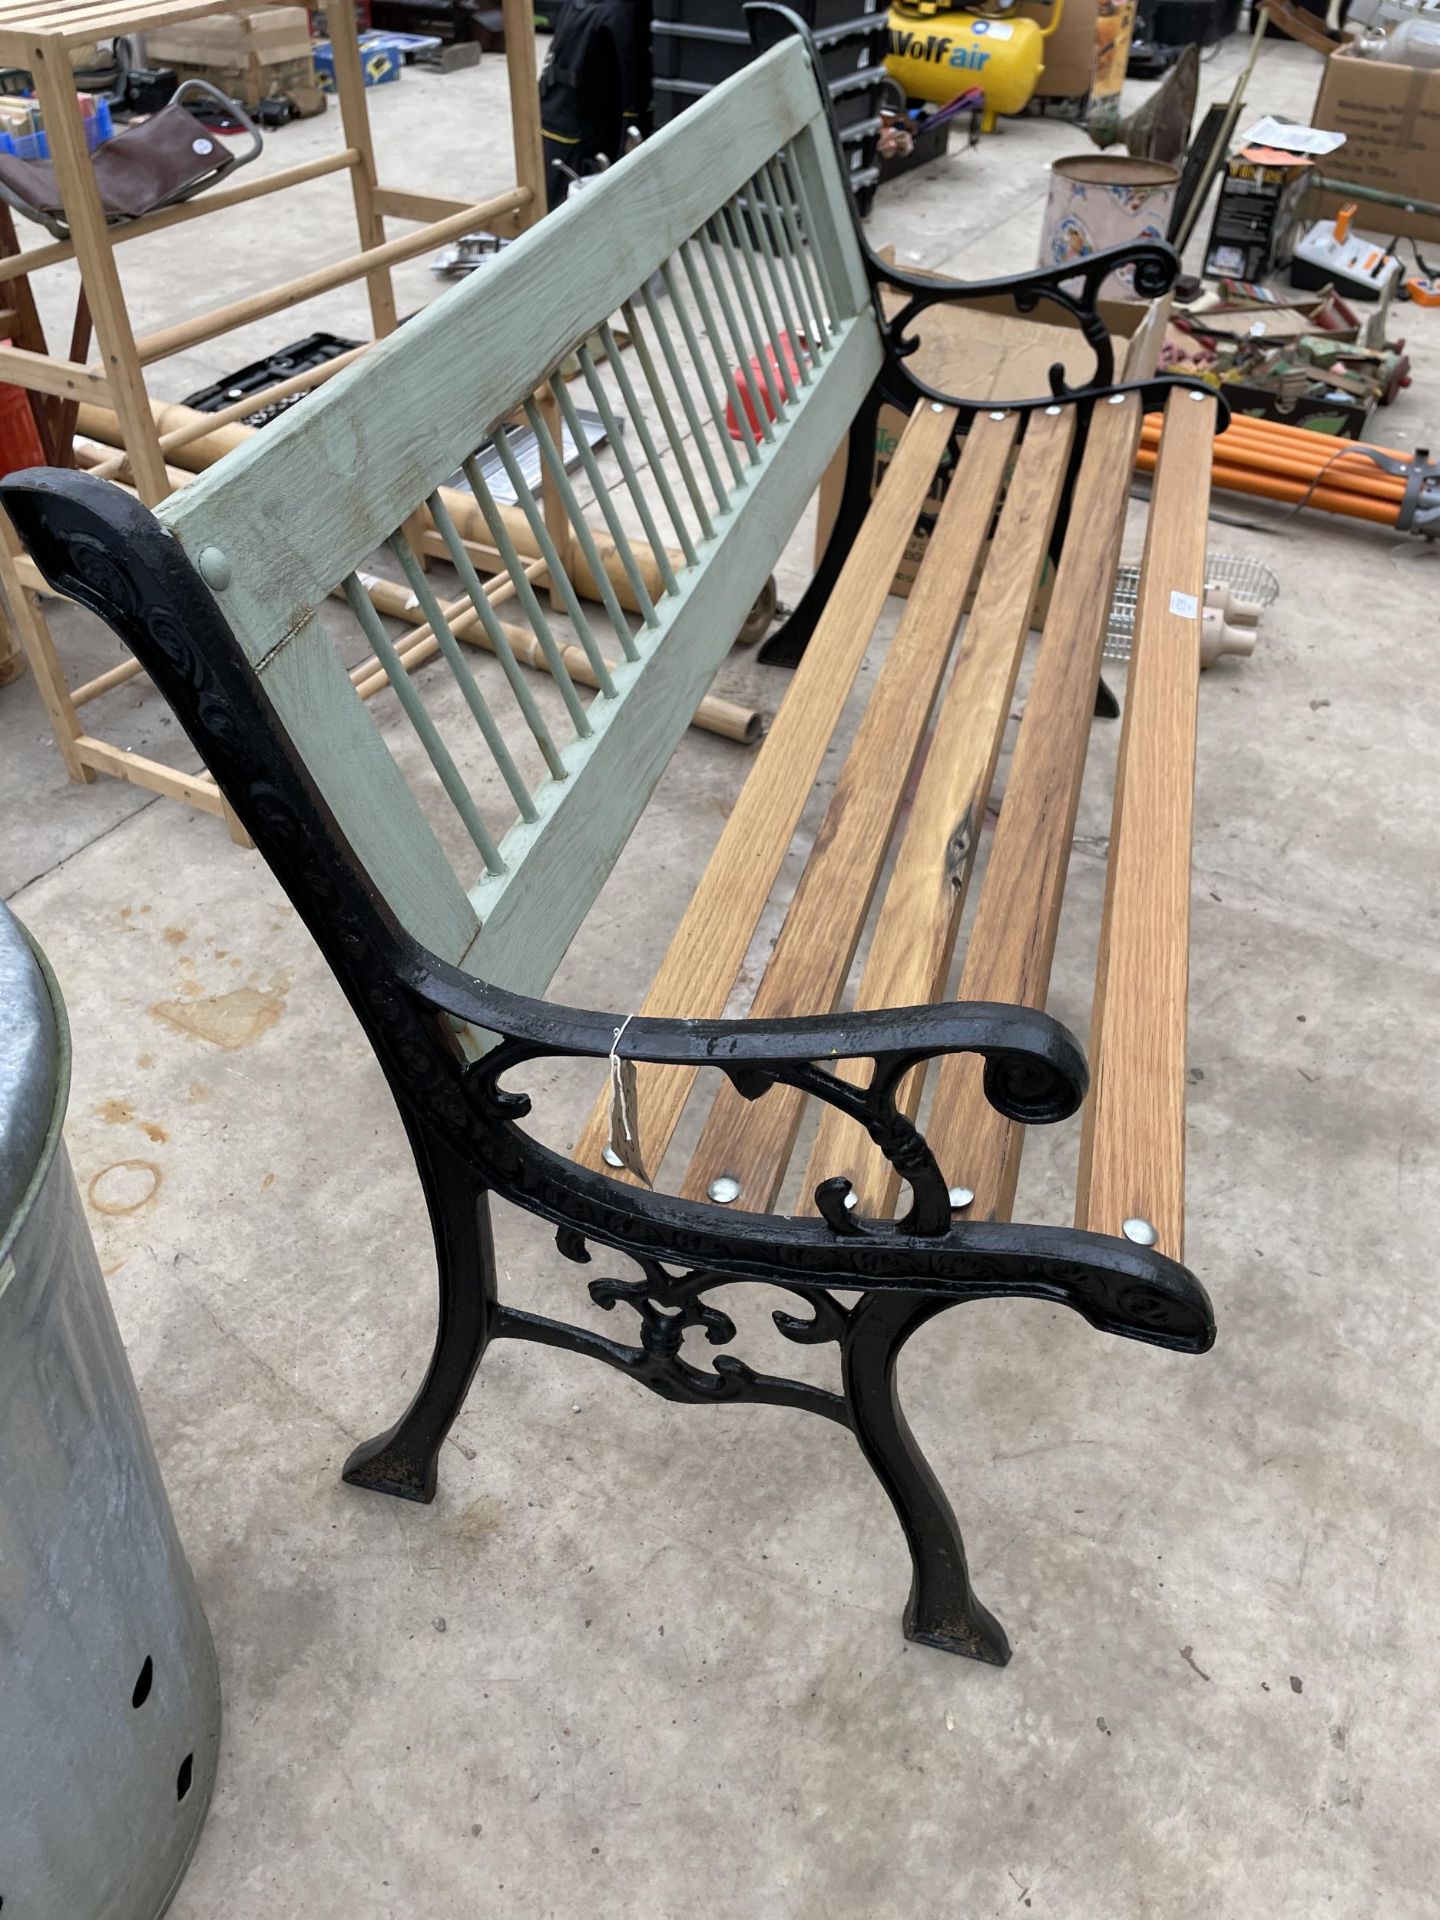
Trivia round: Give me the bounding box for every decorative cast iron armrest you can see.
[743,3,1222,421]
[406,949,1087,1236]
[867,244,1180,399]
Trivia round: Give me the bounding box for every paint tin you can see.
[1040,154,1179,296]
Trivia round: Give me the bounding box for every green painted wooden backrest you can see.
[158,36,883,992]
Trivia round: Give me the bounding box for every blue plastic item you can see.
[312,30,444,88]
[0,95,113,162]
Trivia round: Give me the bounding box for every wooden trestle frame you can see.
[0,0,548,833]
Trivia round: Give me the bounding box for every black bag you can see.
[539,0,651,207]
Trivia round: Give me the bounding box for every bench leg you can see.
[342,1131,495,1504]
[758,390,883,670]
[842,1291,1011,1666]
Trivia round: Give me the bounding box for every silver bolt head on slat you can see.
[197,546,231,590]
[708,1174,741,1204]
[949,1185,975,1210]
[1107,393,1126,405]
[602,1146,623,1169]
[1123,1216,1159,1246]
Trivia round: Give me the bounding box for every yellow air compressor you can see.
[886,0,1063,134]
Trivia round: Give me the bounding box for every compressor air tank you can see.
[886,0,1063,133]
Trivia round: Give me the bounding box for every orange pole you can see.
[1193,418,1405,477]
[1139,425,1406,503]
[1135,446,1400,525]
[1147,407,1410,465]
[1218,418,1409,464]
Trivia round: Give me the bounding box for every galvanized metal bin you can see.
[0,902,221,1918]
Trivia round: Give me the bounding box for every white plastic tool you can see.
[1292,205,1402,302]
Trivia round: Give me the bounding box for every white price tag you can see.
[1169,590,1199,619]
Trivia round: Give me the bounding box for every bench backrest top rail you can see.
[147,36,882,984]
[157,37,861,654]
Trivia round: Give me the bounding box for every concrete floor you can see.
[5,30,1440,1920]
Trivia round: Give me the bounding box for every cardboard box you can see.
[815,263,1168,599]
[1204,148,1314,279]
[1310,46,1440,245]
[145,6,313,67]
[145,7,323,112]
[1017,0,1099,100]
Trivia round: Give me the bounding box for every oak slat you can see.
[801,402,1077,1216]
[571,398,958,1177]
[922,392,1145,1223]
[1074,389,1215,1258]
[678,407,1019,1211]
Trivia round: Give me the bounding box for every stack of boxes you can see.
[651,0,889,214]
[142,7,323,114]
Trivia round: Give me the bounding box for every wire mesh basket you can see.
[1105,551,1279,662]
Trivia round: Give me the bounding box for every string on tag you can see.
[605,1012,651,1186]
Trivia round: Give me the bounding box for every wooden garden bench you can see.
[3,8,1224,1667]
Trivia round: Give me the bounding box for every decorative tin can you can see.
[1040,153,1179,295]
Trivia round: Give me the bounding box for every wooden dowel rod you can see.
[78,399,673,612]
[72,654,145,705]
[131,189,530,365]
[75,735,227,813]
[0,149,363,286]
[347,565,547,688]
[87,344,374,480]
[71,435,194,491]
[352,568,761,742]
[0,342,108,400]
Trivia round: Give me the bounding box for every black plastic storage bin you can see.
[1133,0,1242,45]
[829,66,888,132]
[652,12,885,94]
[653,0,882,27]
[651,1,887,211]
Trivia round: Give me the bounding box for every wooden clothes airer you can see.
[0,79,261,465]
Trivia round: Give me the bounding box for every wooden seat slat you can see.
[1074,389,1215,1259]
[799,402,1077,1218]
[570,397,957,1180]
[921,392,1145,1224]
[677,407,1019,1212]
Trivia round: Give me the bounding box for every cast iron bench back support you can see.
[2,10,1222,1666]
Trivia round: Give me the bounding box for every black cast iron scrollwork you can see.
[743,1,1229,428]
[743,3,1226,669]
[523,1234,856,1426]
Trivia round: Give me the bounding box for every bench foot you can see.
[342,1135,495,1505]
[843,1290,1012,1667]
